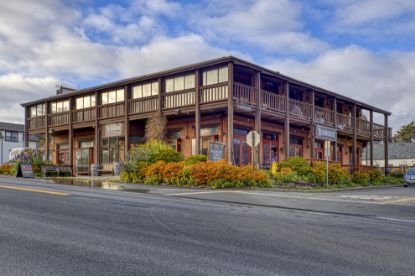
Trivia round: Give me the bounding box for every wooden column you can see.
[255,71,261,168]
[352,104,357,165]
[68,98,73,169]
[369,110,374,167]
[124,85,130,160]
[195,70,201,155]
[284,82,290,159]
[310,90,315,161]
[24,107,28,148]
[227,62,234,164]
[94,91,100,165]
[158,77,163,114]
[45,101,49,162]
[384,114,389,175]
[333,97,337,162]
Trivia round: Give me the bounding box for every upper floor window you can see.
[30,104,46,118]
[76,95,96,110]
[51,100,70,114]
[165,74,195,93]
[203,66,228,86]
[132,81,159,99]
[5,131,18,142]
[101,89,124,105]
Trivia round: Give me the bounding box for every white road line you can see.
[170,191,229,196]
[375,217,415,224]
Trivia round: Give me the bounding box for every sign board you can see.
[315,125,337,142]
[208,142,225,162]
[103,123,124,138]
[16,162,35,178]
[324,140,331,157]
[246,131,260,148]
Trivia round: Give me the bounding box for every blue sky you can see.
[0,0,414,130]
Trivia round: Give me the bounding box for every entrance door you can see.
[262,133,278,168]
[76,148,92,175]
[233,135,250,165]
[57,144,70,165]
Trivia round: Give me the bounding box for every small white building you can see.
[0,122,26,165]
[362,142,415,167]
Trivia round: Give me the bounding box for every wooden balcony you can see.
[336,113,353,131]
[73,107,96,123]
[289,99,312,120]
[28,116,46,130]
[357,118,371,135]
[200,83,228,104]
[129,96,158,114]
[163,90,195,109]
[233,83,257,106]
[373,123,386,139]
[99,102,125,119]
[261,90,286,113]
[315,106,335,126]
[48,112,70,127]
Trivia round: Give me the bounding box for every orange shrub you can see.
[0,163,13,175]
[162,162,185,184]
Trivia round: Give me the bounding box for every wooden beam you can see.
[68,98,73,170]
[284,82,290,159]
[384,114,389,175]
[94,91,99,165]
[333,97,337,162]
[24,107,28,148]
[370,110,374,167]
[310,90,315,161]
[124,85,130,160]
[195,70,201,155]
[255,71,261,168]
[352,104,357,165]
[158,77,163,114]
[45,101,49,162]
[227,62,234,164]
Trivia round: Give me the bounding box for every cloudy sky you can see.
[0,0,414,130]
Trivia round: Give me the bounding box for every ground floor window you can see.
[192,125,220,156]
[101,136,125,163]
[57,144,70,165]
[167,129,182,153]
[314,141,323,160]
[290,135,303,157]
[336,144,343,163]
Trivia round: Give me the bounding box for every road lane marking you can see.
[170,191,227,196]
[0,185,70,196]
[382,197,415,205]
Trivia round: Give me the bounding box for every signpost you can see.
[324,140,331,186]
[315,125,337,186]
[246,130,260,170]
[208,142,225,162]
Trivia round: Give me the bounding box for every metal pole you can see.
[326,148,329,186]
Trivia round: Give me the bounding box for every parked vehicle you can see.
[403,168,415,187]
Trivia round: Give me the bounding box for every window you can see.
[203,66,228,86]
[101,137,125,163]
[101,89,124,105]
[290,135,303,157]
[76,95,96,109]
[50,100,70,114]
[165,74,195,93]
[30,104,46,117]
[132,81,159,99]
[5,131,18,142]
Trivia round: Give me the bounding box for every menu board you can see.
[209,142,225,162]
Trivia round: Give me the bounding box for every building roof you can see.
[0,122,24,132]
[20,56,391,115]
[363,142,415,160]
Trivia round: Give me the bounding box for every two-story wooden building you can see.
[21,56,391,175]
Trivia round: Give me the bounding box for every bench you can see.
[41,165,72,177]
[97,163,113,176]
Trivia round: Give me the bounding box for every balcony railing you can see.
[261,90,286,113]
[163,90,195,109]
[28,116,46,130]
[73,107,96,123]
[289,99,312,120]
[357,118,371,134]
[129,96,158,114]
[315,106,335,126]
[233,83,257,105]
[49,112,70,127]
[200,83,228,103]
[336,113,352,131]
[99,102,125,119]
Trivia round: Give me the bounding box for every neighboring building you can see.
[362,142,415,167]
[0,122,25,164]
[21,56,391,175]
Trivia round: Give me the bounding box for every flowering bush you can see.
[129,141,184,163]
[368,169,382,185]
[184,155,207,165]
[144,161,165,184]
[310,162,351,185]
[278,157,311,176]
[0,163,13,175]
[273,167,300,183]
[351,171,370,186]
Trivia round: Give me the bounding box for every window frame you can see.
[165,74,195,93]
[203,66,228,86]
[50,100,70,114]
[5,131,18,142]
[101,89,125,105]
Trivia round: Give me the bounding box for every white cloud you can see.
[267,46,415,130]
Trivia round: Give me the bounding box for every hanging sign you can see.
[103,123,124,138]
[315,125,337,142]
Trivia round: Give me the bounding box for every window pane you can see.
[206,69,218,85]
[117,89,124,102]
[31,107,37,117]
[63,101,69,112]
[132,85,142,99]
[218,66,228,83]
[203,72,207,86]
[76,98,83,110]
[90,95,96,107]
[174,76,184,91]
[84,96,90,108]
[185,74,195,89]
[51,103,57,113]
[151,81,159,95]
[165,78,174,93]
[108,91,116,103]
[41,104,46,116]
[37,105,44,116]
[101,93,107,104]
[143,83,151,97]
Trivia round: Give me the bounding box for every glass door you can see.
[262,133,278,168]
[76,148,91,175]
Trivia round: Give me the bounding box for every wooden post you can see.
[333,97,337,162]
[227,62,234,164]
[284,82,290,159]
[310,90,315,161]
[124,85,130,160]
[255,71,261,168]
[94,91,100,165]
[68,98,73,170]
[158,77,163,114]
[195,70,201,155]
[384,114,389,175]
[45,101,49,162]
[352,104,357,166]
[24,107,28,148]
[369,110,374,167]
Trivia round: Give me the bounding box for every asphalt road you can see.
[0,177,414,275]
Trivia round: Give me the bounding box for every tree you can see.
[145,113,167,142]
[393,121,415,142]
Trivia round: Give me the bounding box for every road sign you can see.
[246,131,260,148]
[324,140,331,157]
